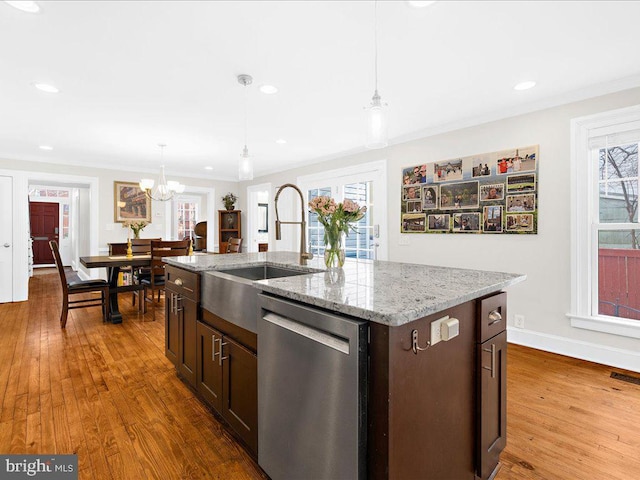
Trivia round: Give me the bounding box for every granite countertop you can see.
[165,252,526,326]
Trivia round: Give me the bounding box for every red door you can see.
[30,202,59,265]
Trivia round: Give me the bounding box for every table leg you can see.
[107,266,123,324]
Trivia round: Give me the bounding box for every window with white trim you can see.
[174,196,200,241]
[570,106,640,338]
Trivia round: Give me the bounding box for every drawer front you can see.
[165,265,200,302]
[478,292,506,343]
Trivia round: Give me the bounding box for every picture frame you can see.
[114,181,151,223]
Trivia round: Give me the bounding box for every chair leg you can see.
[60,296,69,328]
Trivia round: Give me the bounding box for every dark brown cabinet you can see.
[165,265,200,388]
[218,210,241,254]
[477,330,507,480]
[197,310,258,457]
[476,292,507,480]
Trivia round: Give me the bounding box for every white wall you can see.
[241,87,640,371]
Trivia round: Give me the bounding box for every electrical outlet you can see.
[430,315,450,346]
[514,314,525,329]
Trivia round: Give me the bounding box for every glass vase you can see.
[324,234,345,269]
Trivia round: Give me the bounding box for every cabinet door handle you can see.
[488,309,502,325]
[175,294,183,313]
[217,338,228,366]
[170,293,175,314]
[211,334,216,362]
[483,344,496,378]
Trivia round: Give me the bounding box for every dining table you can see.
[79,254,151,323]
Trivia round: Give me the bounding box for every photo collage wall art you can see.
[401,145,538,234]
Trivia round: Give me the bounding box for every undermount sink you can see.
[201,264,317,333]
[217,265,310,281]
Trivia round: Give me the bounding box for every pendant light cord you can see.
[374,0,378,94]
[244,80,249,149]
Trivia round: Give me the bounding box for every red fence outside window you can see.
[598,248,640,320]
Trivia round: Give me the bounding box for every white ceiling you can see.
[2,0,640,181]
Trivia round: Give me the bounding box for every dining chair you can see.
[141,239,190,317]
[49,240,110,328]
[226,237,242,253]
[129,238,160,310]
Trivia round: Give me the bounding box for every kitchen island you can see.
[164,252,525,480]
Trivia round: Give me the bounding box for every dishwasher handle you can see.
[263,312,350,355]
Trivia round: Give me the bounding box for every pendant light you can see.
[139,144,185,201]
[238,74,254,181]
[365,0,388,149]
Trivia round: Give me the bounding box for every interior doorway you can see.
[0,175,12,303]
[246,183,272,253]
[29,201,59,265]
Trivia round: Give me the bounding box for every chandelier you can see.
[139,144,185,201]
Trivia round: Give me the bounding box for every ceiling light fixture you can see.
[205,166,213,171]
[514,80,536,91]
[238,74,254,181]
[34,83,59,93]
[4,1,40,13]
[276,139,287,145]
[139,144,185,201]
[39,145,53,150]
[364,0,388,149]
[259,85,278,95]
[406,1,437,8]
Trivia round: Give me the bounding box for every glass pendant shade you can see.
[238,145,254,181]
[365,91,388,149]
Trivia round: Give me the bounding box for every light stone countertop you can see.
[165,252,526,326]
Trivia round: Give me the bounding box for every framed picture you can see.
[114,181,151,223]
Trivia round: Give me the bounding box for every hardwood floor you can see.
[0,270,266,480]
[1,270,639,479]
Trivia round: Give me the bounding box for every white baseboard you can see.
[508,327,640,373]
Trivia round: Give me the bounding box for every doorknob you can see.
[3,243,10,248]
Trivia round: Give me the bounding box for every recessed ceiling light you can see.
[39,145,53,150]
[34,83,59,93]
[514,81,536,91]
[406,1,437,8]
[276,139,287,145]
[259,85,278,95]
[4,1,40,13]
[204,166,213,170]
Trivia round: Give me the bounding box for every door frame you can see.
[0,169,100,301]
[246,182,273,253]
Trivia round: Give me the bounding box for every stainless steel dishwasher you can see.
[257,293,367,480]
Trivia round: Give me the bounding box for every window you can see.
[570,106,640,338]
[174,196,200,240]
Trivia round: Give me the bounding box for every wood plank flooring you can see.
[1,270,639,479]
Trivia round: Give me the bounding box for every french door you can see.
[299,161,387,261]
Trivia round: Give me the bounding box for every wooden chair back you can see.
[226,237,242,253]
[131,238,161,255]
[149,239,190,277]
[50,240,70,296]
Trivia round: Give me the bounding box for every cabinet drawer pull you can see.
[483,344,496,378]
[487,309,502,326]
[174,278,183,286]
[217,338,228,366]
